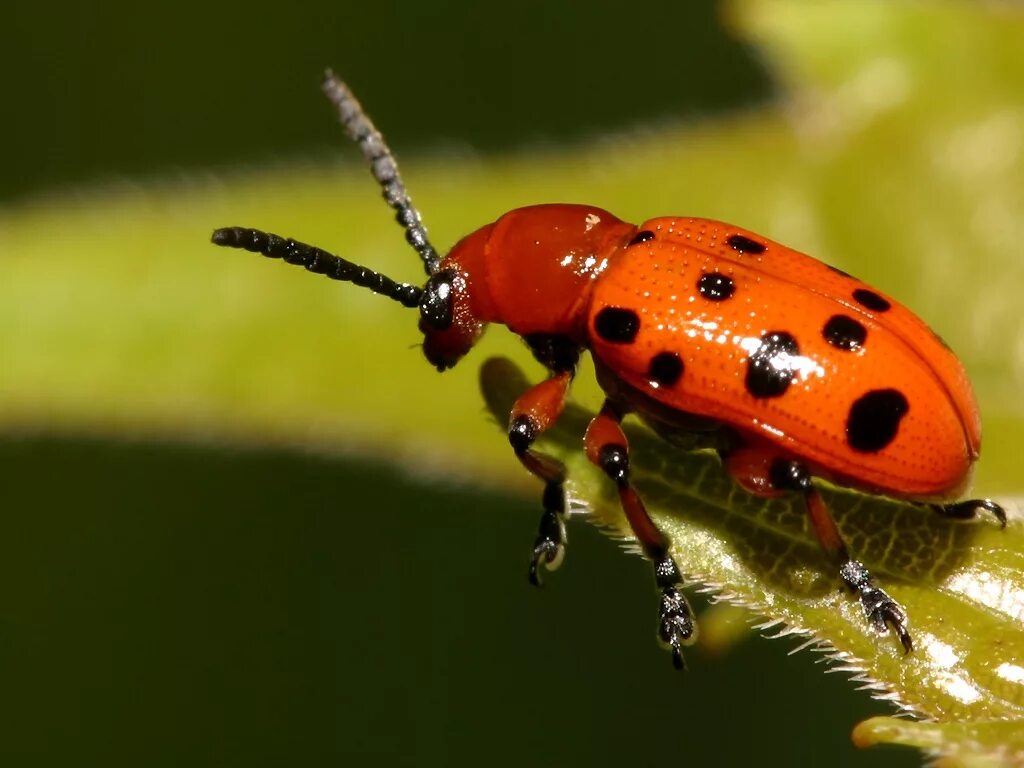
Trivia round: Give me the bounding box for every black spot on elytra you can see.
[853,288,891,312]
[648,352,684,388]
[846,389,909,453]
[628,230,655,247]
[823,315,867,351]
[697,273,736,301]
[745,331,800,399]
[595,307,640,344]
[726,234,766,255]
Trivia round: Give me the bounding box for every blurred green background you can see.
[3,1,1022,765]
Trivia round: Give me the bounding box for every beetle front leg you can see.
[509,371,574,586]
[585,401,696,669]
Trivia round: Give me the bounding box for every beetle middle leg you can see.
[584,400,696,669]
[727,447,913,652]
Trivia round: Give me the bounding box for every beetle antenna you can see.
[321,70,441,277]
[211,226,423,308]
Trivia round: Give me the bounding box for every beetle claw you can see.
[935,499,1007,529]
[865,591,913,654]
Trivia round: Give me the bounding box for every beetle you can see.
[212,71,1005,668]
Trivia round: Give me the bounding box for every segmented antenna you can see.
[321,70,441,276]
[211,227,423,308]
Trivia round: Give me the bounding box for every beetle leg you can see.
[585,401,696,669]
[509,371,574,586]
[768,458,914,654]
[932,499,1007,528]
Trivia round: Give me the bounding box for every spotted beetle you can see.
[212,72,1005,668]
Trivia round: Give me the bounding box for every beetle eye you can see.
[419,270,456,330]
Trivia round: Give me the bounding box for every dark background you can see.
[2,1,770,203]
[2,1,914,766]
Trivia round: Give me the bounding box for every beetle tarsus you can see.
[840,560,913,654]
[528,497,567,587]
[658,585,695,671]
[654,555,695,670]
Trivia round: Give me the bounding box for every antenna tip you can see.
[322,69,342,92]
[211,227,236,246]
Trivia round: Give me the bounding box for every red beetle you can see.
[213,72,1004,668]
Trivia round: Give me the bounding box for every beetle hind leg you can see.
[774,458,912,653]
[727,448,914,653]
[586,401,696,669]
[933,498,1007,528]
